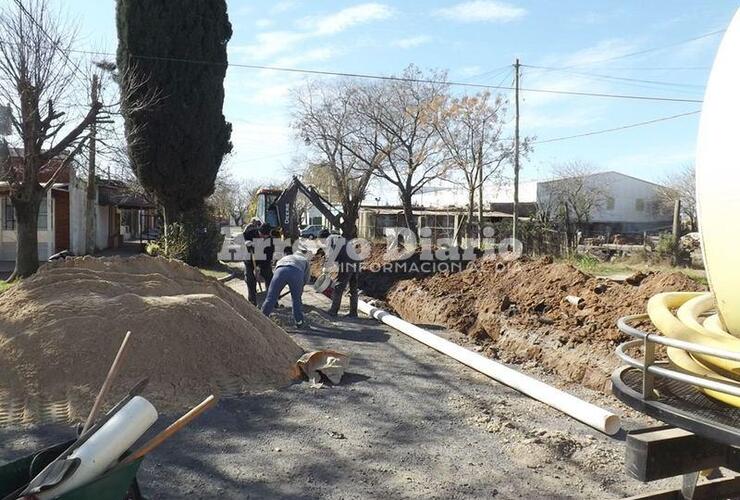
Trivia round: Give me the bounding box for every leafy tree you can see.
[116,0,233,261]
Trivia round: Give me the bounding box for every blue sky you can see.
[54,0,738,191]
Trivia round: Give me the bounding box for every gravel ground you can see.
[0,281,679,499]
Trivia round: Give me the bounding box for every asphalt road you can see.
[0,282,676,499]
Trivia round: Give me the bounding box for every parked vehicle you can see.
[300,225,324,240]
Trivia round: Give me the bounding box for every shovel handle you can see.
[82,331,132,433]
[120,395,217,465]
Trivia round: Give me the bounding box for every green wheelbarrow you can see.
[0,439,144,500]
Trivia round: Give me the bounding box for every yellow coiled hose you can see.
[647,292,740,407]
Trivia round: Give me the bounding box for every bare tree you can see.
[300,161,339,204]
[293,79,377,240]
[540,161,609,248]
[0,0,102,278]
[209,168,260,227]
[359,65,450,238]
[657,164,696,232]
[294,79,384,317]
[435,91,513,245]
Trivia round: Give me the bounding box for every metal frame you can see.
[616,314,740,400]
[615,315,740,499]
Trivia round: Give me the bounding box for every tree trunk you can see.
[11,191,43,278]
[399,191,418,239]
[161,200,181,254]
[467,190,475,247]
[85,74,98,255]
[342,203,359,317]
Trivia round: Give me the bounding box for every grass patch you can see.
[567,254,707,286]
[198,261,243,280]
[0,281,14,294]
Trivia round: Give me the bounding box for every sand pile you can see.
[0,255,303,425]
[386,256,705,391]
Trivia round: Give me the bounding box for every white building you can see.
[537,171,672,234]
[302,203,342,228]
[406,171,672,235]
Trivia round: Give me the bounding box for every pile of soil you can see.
[0,256,303,425]
[386,256,705,392]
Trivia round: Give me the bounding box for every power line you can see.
[579,66,711,71]
[522,64,705,89]
[67,47,703,103]
[11,0,89,90]
[567,28,725,67]
[532,110,700,144]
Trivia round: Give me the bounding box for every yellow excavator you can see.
[255,176,342,240]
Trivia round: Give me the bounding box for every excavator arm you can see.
[271,176,342,239]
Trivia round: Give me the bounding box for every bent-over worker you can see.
[261,247,311,327]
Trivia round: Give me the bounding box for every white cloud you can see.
[273,47,339,68]
[271,1,297,14]
[225,118,297,180]
[234,3,393,61]
[603,148,695,182]
[457,65,483,77]
[232,31,305,60]
[255,18,273,29]
[300,3,393,35]
[391,35,432,49]
[559,38,641,67]
[434,1,526,23]
[522,106,604,131]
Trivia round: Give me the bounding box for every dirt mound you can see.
[386,257,705,392]
[0,256,303,425]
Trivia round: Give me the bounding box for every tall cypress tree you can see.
[116,0,232,224]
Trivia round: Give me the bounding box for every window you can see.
[606,197,615,210]
[2,197,49,230]
[635,198,645,212]
[38,199,48,229]
[3,197,14,230]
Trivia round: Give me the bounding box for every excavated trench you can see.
[314,246,705,394]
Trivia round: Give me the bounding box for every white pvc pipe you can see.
[37,396,158,499]
[358,300,621,435]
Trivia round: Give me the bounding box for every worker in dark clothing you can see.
[261,246,311,327]
[319,229,360,317]
[243,220,275,306]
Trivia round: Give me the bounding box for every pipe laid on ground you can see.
[358,300,621,436]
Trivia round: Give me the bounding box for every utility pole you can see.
[85,74,100,255]
[512,58,521,244]
[672,199,681,266]
[477,142,484,248]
